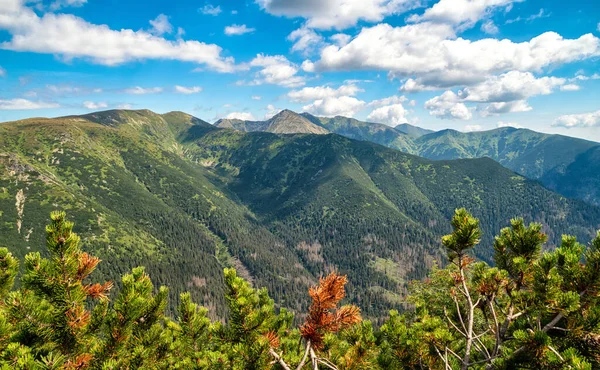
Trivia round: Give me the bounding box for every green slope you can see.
[213,111,599,206]
[415,127,599,180]
[1,109,599,320]
[542,146,600,206]
[394,123,435,138]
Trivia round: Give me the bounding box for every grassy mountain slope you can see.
[300,113,417,153]
[215,110,329,135]
[1,109,599,320]
[394,123,435,138]
[415,127,599,180]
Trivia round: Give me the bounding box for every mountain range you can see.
[220,110,600,206]
[1,108,599,321]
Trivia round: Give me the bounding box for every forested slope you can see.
[1,109,599,320]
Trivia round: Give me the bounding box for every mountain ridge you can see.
[2,108,599,319]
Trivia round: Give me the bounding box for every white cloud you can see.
[598,22,600,32]
[367,95,408,108]
[256,0,421,30]
[553,110,600,128]
[303,96,365,117]
[479,100,531,116]
[251,95,262,100]
[174,85,203,94]
[288,83,363,102]
[226,112,256,120]
[330,33,351,47]
[497,121,522,128]
[424,91,472,120]
[480,20,499,35]
[288,27,324,55]
[464,124,483,132]
[83,101,108,110]
[311,23,600,89]
[367,103,408,126]
[560,84,580,91]
[0,98,60,110]
[458,71,565,102]
[0,66,5,77]
[117,103,132,109]
[505,8,549,24]
[240,54,305,87]
[224,24,255,36]
[408,0,516,29]
[199,4,222,16]
[149,14,173,36]
[264,104,282,119]
[400,78,438,92]
[49,0,87,11]
[123,86,163,95]
[0,2,236,72]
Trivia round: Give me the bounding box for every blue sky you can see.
[0,0,599,140]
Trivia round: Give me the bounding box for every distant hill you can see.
[394,123,435,138]
[542,146,600,206]
[215,109,329,135]
[214,110,600,205]
[1,108,599,320]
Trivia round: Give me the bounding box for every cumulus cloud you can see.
[288,27,324,55]
[224,24,255,36]
[424,91,472,120]
[330,33,351,47]
[239,54,305,87]
[199,4,222,16]
[83,101,108,109]
[302,96,365,117]
[251,95,262,100]
[310,23,600,89]
[255,0,421,30]
[0,1,236,72]
[149,14,173,36]
[367,95,408,108]
[367,103,409,126]
[49,0,87,11]
[408,0,516,29]
[458,71,565,102]
[288,83,363,102]
[226,112,256,120]
[174,85,203,94]
[497,121,523,128]
[264,104,282,119]
[553,110,600,128]
[464,124,483,132]
[423,71,570,119]
[0,98,60,110]
[480,20,499,35]
[123,86,163,94]
[0,66,5,77]
[479,100,531,117]
[560,84,580,91]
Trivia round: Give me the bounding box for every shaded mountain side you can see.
[1,109,599,320]
[542,146,600,206]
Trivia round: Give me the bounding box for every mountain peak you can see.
[267,109,329,134]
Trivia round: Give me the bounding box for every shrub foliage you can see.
[1,210,599,369]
